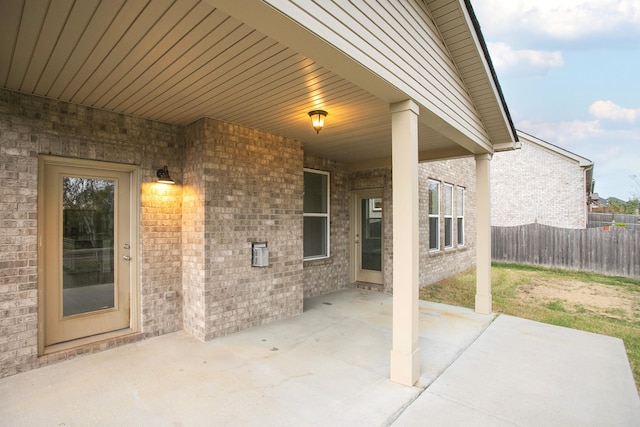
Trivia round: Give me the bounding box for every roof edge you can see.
[463,0,518,145]
[516,130,593,168]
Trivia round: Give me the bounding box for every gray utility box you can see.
[252,242,269,267]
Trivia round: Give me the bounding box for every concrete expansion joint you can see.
[383,312,498,426]
[425,312,498,388]
[383,386,425,427]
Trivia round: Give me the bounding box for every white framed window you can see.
[428,180,440,251]
[444,183,453,248]
[303,168,330,259]
[457,187,465,246]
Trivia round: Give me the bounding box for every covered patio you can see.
[1,289,637,426]
[0,0,516,384]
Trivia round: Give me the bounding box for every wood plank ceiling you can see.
[0,0,469,165]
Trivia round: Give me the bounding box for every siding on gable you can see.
[255,0,491,148]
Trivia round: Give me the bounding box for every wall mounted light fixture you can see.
[308,110,328,134]
[156,166,175,184]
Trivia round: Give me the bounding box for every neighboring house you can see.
[0,0,517,385]
[590,193,604,211]
[491,130,593,229]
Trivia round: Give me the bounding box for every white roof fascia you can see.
[459,0,518,148]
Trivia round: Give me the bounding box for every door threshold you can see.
[353,282,385,292]
[42,328,139,356]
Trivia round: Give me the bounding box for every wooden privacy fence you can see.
[492,223,640,278]
[588,212,640,230]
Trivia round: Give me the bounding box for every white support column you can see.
[475,153,492,314]
[390,99,420,386]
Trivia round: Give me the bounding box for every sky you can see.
[471,0,640,200]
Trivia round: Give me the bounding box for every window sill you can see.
[428,245,468,256]
[303,256,332,266]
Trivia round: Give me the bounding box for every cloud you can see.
[473,0,640,43]
[487,42,562,76]
[589,100,640,123]
[516,119,601,144]
[589,142,640,198]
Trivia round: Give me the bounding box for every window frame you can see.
[444,183,454,248]
[457,186,465,246]
[428,179,440,251]
[303,168,330,260]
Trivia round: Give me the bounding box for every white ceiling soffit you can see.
[0,0,499,165]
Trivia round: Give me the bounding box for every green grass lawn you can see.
[419,262,640,393]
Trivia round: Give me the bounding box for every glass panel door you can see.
[354,191,384,284]
[361,198,382,271]
[42,158,133,347]
[62,177,115,316]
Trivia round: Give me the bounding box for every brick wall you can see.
[302,156,350,297]
[182,122,207,339]
[420,158,477,285]
[0,89,183,377]
[185,119,304,340]
[492,140,587,228]
[349,158,477,291]
[141,178,184,338]
[0,91,38,378]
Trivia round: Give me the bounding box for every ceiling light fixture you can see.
[308,110,328,134]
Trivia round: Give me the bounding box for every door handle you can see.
[122,255,132,261]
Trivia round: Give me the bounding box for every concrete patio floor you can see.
[1,288,638,426]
